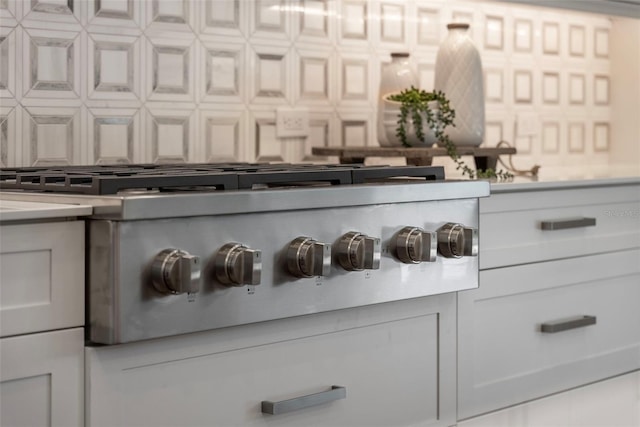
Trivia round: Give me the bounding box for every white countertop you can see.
[486,166,640,193]
[0,199,92,222]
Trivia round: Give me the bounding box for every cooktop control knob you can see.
[287,236,332,278]
[151,249,201,295]
[215,243,262,286]
[395,226,437,264]
[337,231,381,271]
[437,223,478,258]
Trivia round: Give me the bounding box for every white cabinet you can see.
[86,294,457,427]
[458,181,640,422]
[458,370,640,427]
[0,221,85,337]
[0,202,89,427]
[0,328,84,427]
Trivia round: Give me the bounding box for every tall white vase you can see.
[377,53,418,146]
[434,23,485,147]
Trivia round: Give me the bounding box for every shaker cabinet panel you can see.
[86,295,457,427]
[0,221,85,337]
[0,328,84,427]
[458,249,640,419]
[480,185,640,269]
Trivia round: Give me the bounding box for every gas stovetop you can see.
[0,163,445,195]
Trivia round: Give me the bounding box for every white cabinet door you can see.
[457,370,640,427]
[86,295,457,427]
[0,328,84,427]
[0,221,85,337]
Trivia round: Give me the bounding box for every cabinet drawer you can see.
[458,249,640,419]
[0,221,85,337]
[86,295,456,427]
[0,328,84,427]
[480,185,640,268]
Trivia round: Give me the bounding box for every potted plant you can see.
[386,87,512,180]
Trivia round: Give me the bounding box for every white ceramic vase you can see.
[377,53,418,146]
[434,23,485,147]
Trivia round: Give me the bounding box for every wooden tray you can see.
[312,146,516,170]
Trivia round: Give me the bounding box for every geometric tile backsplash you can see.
[0,0,613,170]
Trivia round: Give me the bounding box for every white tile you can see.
[341,0,367,41]
[569,25,585,57]
[380,3,404,43]
[485,122,502,146]
[199,39,245,104]
[200,0,246,37]
[543,22,559,55]
[301,57,328,99]
[0,0,19,27]
[145,107,195,163]
[299,0,328,38]
[249,44,290,103]
[593,122,609,152]
[417,8,438,45]
[568,122,584,153]
[594,75,609,105]
[0,106,16,167]
[485,69,503,103]
[542,72,559,104]
[337,111,371,146]
[594,28,609,58]
[303,117,330,160]
[0,27,16,99]
[145,0,193,32]
[569,73,585,105]
[23,106,80,166]
[198,108,246,162]
[22,28,81,99]
[146,35,196,102]
[542,122,559,153]
[514,19,532,52]
[514,70,532,103]
[342,59,368,100]
[22,0,82,29]
[251,0,290,40]
[87,108,140,164]
[484,16,503,50]
[418,63,435,92]
[87,33,140,103]
[253,114,284,162]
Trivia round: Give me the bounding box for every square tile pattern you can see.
[2,0,612,166]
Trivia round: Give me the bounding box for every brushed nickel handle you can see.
[540,217,596,230]
[261,385,346,415]
[540,315,596,333]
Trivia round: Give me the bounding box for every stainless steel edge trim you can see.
[1,181,489,220]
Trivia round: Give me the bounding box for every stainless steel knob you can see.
[437,223,478,258]
[151,249,201,294]
[287,236,332,278]
[395,226,437,263]
[215,243,262,286]
[337,231,381,271]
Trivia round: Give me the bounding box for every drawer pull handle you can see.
[540,217,596,230]
[540,315,597,333]
[262,385,346,415]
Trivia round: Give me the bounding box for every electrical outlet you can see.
[516,113,539,137]
[276,107,310,138]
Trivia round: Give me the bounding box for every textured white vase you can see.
[434,23,485,147]
[377,53,418,146]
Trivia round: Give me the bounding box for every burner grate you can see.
[0,163,445,195]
